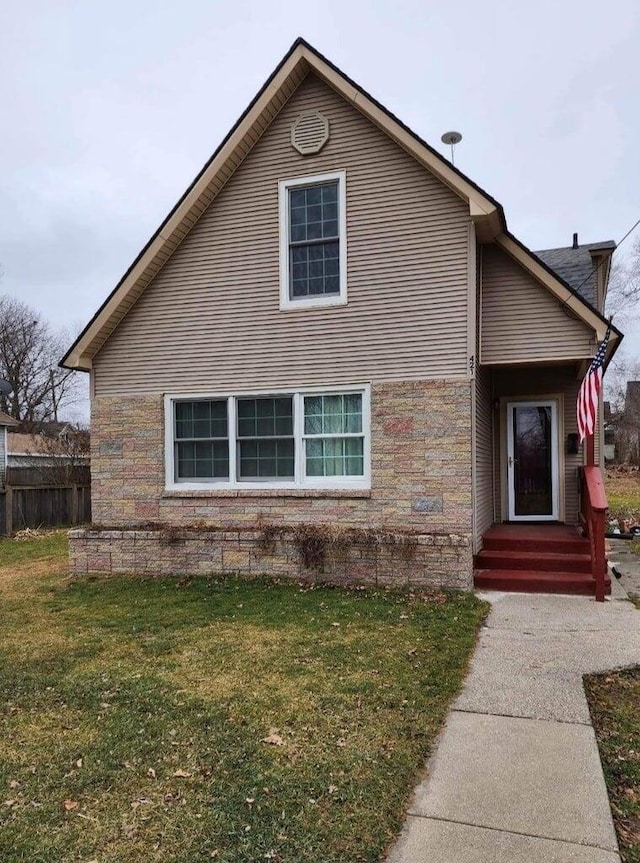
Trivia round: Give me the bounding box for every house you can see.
[0,411,19,487]
[62,39,621,596]
[603,401,616,461]
[615,381,640,464]
[6,423,90,487]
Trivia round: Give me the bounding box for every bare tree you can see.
[22,424,90,486]
[606,236,640,322]
[0,295,79,428]
[605,349,640,465]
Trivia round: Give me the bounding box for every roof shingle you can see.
[534,241,615,308]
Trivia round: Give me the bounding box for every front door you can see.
[506,401,559,521]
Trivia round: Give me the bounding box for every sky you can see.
[1,0,639,419]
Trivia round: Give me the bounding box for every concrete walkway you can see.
[386,588,640,862]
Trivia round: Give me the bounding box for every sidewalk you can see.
[386,588,640,862]
[608,537,640,599]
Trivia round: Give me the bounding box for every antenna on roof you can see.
[441,131,462,166]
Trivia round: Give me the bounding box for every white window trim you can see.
[164,384,370,492]
[278,171,347,311]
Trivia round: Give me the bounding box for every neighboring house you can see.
[615,382,640,465]
[62,39,621,596]
[603,401,616,462]
[7,430,90,489]
[7,432,90,469]
[0,411,19,487]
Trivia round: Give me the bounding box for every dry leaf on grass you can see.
[262,732,284,746]
[172,769,192,778]
[63,799,79,811]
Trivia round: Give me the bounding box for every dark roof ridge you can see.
[535,240,616,254]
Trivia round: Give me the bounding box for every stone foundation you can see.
[69,526,472,590]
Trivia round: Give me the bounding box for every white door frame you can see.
[506,400,559,522]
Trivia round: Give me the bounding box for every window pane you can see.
[304,436,364,477]
[322,183,337,203]
[237,417,256,437]
[307,221,322,241]
[344,393,363,433]
[304,393,362,435]
[237,398,293,438]
[291,224,306,243]
[175,400,227,439]
[238,439,294,480]
[290,188,306,207]
[289,181,338,243]
[306,186,322,205]
[289,240,340,299]
[176,440,229,480]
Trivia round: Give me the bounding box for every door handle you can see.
[508,456,518,467]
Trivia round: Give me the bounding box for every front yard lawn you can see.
[606,467,640,526]
[0,532,487,862]
[585,668,640,863]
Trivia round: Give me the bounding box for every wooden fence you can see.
[0,484,91,534]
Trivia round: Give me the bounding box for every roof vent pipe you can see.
[572,232,579,249]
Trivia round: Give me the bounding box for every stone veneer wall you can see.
[74,380,474,589]
[69,527,472,589]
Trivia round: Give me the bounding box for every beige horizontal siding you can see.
[481,244,595,365]
[85,64,310,362]
[474,365,494,547]
[492,365,582,524]
[93,73,470,395]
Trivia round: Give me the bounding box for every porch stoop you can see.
[474,524,611,597]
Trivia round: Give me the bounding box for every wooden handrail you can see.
[579,466,608,602]
[582,466,608,512]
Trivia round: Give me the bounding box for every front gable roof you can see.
[61,37,620,371]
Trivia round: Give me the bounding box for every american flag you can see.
[577,324,611,443]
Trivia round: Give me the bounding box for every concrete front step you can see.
[476,549,593,573]
[474,569,611,596]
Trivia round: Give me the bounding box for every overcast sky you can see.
[1,0,639,412]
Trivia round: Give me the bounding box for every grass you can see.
[0,532,487,863]
[585,668,640,863]
[605,468,640,524]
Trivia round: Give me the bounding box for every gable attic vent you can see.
[291,111,330,155]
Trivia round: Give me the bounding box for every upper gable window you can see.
[279,171,347,310]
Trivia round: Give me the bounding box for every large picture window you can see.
[166,387,369,490]
[279,172,347,310]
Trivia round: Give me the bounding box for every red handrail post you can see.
[581,465,608,602]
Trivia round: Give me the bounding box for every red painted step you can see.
[481,525,589,554]
[476,550,592,573]
[482,535,589,554]
[474,525,606,597]
[474,569,611,596]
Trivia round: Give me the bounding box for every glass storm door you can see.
[506,401,559,521]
